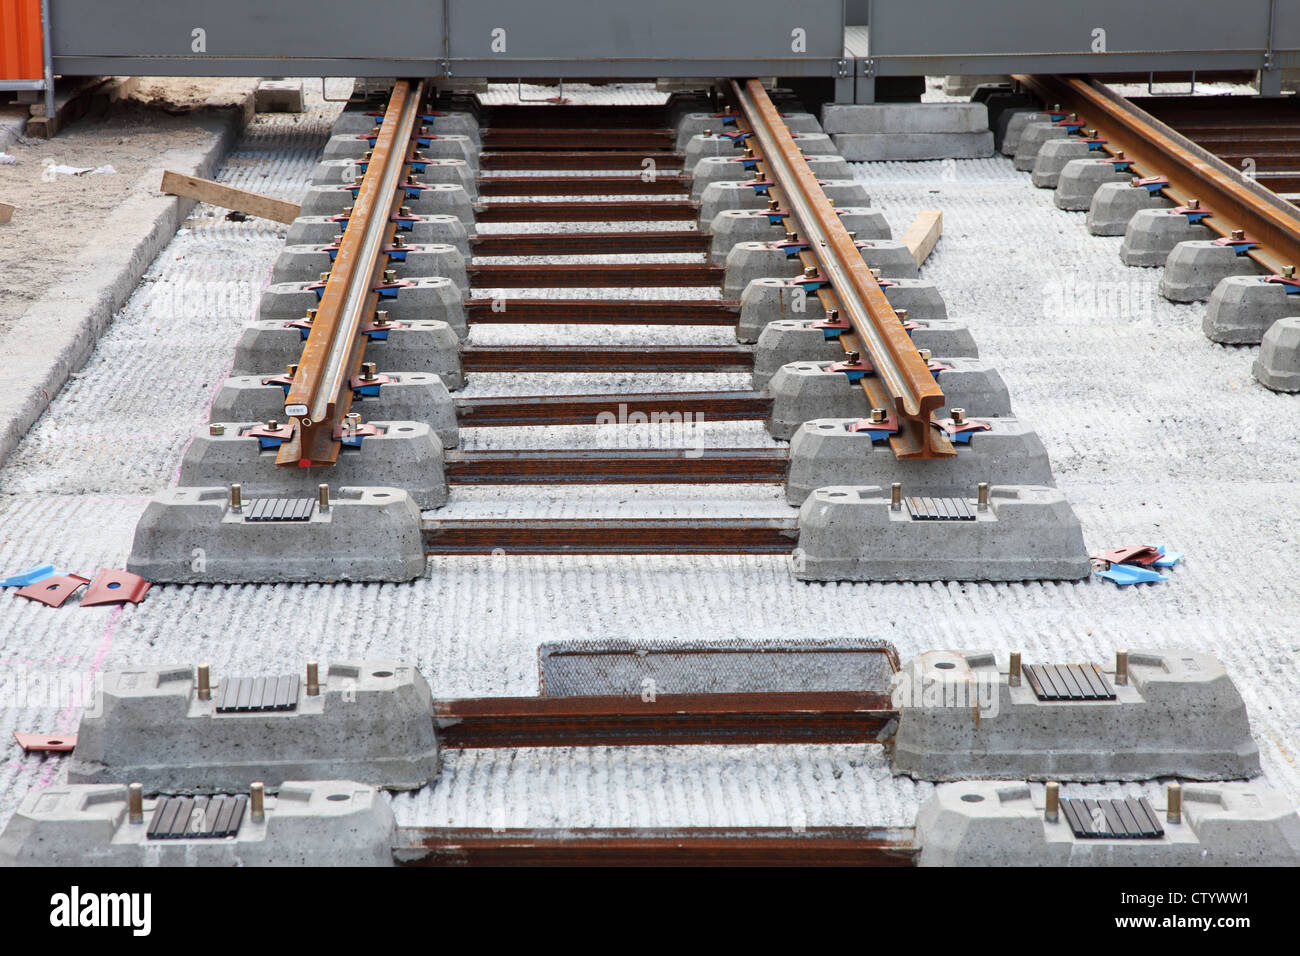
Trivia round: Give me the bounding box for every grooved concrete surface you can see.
[0,85,1297,835]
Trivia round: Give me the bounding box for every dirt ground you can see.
[0,78,259,334]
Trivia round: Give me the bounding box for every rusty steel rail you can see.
[278,79,423,466]
[444,448,786,484]
[1016,75,1300,276]
[393,826,919,866]
[434,691,897,748]
[422,517,797,554]
[731,79,952,460]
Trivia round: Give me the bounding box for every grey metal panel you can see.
[447,0,843,62]
[50,0,444,60]
[863,53,1268,76]
[1274,2,1300,51]
[868,0,1272,57]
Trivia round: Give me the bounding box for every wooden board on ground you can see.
[160,170,301,224]
[0,202,14,224]
[902,210,943,267]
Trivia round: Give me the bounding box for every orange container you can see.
[0,0,45,83]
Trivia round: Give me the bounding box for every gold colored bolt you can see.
[827,308,840,321]
[918,348,932,362]
[286,363,299,377]
[317,484,330,513]
[374,310,391,327]
[128,783,144,825]
[384,269,397,282]
[1116,150,1126,160]
[362,361,377,381]
[334,233,346,245]
[869,268,881,279]
[319,272,332,283]
[890,482,902,511]
[977,482,989,511]
[266,420,279,432]
[785,231,797,242]
[846,350,861,364]
[803,265,818,279]
[1188,198,1200,209]
[895,308,908,321]
[229,483,243,512]
[1232,228,1245,241]
[342,206,354,217]
[1009,651,1022,686]
[400,205,412,216]
[392,234,406,248]
[1087,128,1097,138]
[1045,781,1060,822]
[1115,649,1129,685]
[250,782,266,823]
[847,231,857,240]
[306,660,320,696]
[1284,265,1296,279]
[768,198,779,210]
[209,423,225,436]
[197,663,211,701]
[1167,783,1182,824]
[951,407,966,425]
[870,408,886,424]
[307,308,318,320]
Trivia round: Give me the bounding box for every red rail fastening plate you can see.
[1099,546,1163,566]
[81,569,151,607]
[14,574,90,608]
[13,733,77,753]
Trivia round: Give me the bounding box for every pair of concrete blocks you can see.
[1203,273,1300,391]
[698,179,870,225]
[736,275,949,342]
[322,130,479,167]
[723,238,917,297]
[820,103,994,161]
[1119,209,1264,301]
[270,242,468,293]
[708,206,891,265]
[674,110,822,151]
[692,153,851,198]
[284,212,470,256]
[683,131,837,173]
[299,181,474,225]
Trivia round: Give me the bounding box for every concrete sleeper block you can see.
[915,780,1300,866]
[724,239,916,297]
[794,484,1091,582]
[333,108,480,142]
[285,214,470,256]
[1253,317,1300,392]
[1161,241,1264,303]
[699,179,869,224]
[1031,138,1096,189]
[1014,123,1071,171]
[0,780,396,866]
[272,243,468,292]
[892,650,1261,781]
[692,154,851,198]
[752,318,977,389]
[257,276,466,339]
[1120,208,1210,267]
[126,486,426,584]
[210,373,459,449]
[785,416,1051,506]
[675,111,821,149]
[1002,113,1051,156]
[709,207,889,264]
[233,317,464,387]
[298,183,474,224]
[1204,274,1299,344]
[1055,158,1133,211]
[684,131,837,171]
[1087,181,1172,236]
[66,662,439,792]
[322,132,478,166]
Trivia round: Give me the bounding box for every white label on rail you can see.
[285,404,308,417]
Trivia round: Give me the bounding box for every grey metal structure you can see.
[41,0,1300,99]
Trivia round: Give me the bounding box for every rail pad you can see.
[0,780,395,866]
[66,662,438,792]
[794,485,1090,582]
[916,781,1300,866]
[126,486,426,584]
[891,650,1260,781]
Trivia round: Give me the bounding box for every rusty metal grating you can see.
[146,794,248,840]
[1024,664,1115,701]
[905,496,976,521]
[215,675,300,713]
[1060,797,1164,839]
[243,498,316,522]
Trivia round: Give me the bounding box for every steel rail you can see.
[279,79,423,466]
[731,80,952,459]
[1016,75,1300,276]
[433,691,897,748]
[393,826,919,866]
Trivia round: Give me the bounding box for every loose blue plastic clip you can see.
[0,564,57,588]
[1095,564,1168,587]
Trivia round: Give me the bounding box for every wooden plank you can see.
[901,210,943,267]
[160,170,301,224]
[0,203,14,224]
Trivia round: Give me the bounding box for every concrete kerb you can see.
[821,103,993,161]
[177,421,449,509]
[67,662,440,792]
[0,100,254,471]
[126,485,426,584]
[1160,241,1264,303]
[891,650,1261,782]
[785,417,1053,506]
[915,780,1300,866]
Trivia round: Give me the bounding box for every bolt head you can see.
[209,424,225,436]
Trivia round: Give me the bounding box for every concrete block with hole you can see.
[271,243,468,292]
[178,421,448,509]
[67,662,439,793]
[233,318,464,386]
[1161,241,1263,302]
[752,318,977,388]
[0,780,397,866]
[298,183,474,224]
[1014,123,1072,171]
[210,374,459,448]
[767,359,1011,440]
[322,132,478,165]
[675,111,821,149]
[915,781,1300,866]
[1055,158,1134,211]
[1204,275,1299,344]
[1253,317,1300,392]
[1031,138,1097,189]
[724,239,916,297]
[1087,181,1172,235]
[891,650,1260,782]
[1120,208,1211,267]
[257,275,466,336]
[794,485,1090,582]
[126,486,425,584]
[709,207,889,264]
[286,213,470,256]
[698,179,870,224]
[785,416,1051,505]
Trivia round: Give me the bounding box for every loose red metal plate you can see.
[80,569,151,607]
[13,732,77,753]
[14,573,90,608]
[1099,545,1162,566]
